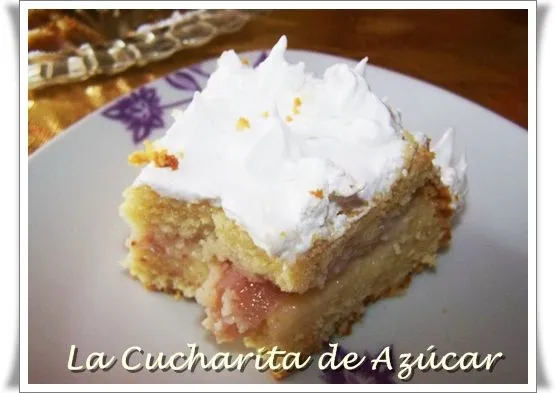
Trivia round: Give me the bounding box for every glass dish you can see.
[28,9,266,90]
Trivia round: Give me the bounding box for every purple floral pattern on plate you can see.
[102,51,268,144]
[165,70,202,91]
[102,87,164,144]
[320,344,397,384]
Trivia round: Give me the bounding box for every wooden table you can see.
[28,9,528,153]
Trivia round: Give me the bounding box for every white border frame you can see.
[20,1,537,392]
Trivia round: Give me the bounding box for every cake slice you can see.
[120,36,467,359]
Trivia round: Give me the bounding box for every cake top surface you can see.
[133,36,463,260]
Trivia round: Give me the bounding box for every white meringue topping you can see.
[432,128,468,213]
[133,36,466,260]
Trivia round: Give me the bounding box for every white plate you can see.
[28,49,528,384]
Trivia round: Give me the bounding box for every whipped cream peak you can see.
[133,36,466,260]
[266,34,288,59]
[432,128,468,213]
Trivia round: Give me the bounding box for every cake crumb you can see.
[128,141,179,171]
[236,117,251,131]
[285,115,293,122]
[329,193,368,216]
[293,96,302,114]
[309,189,324,199]
[421,254,435,265]
[392,243,401,255]
[241,58,250,65]
[262,111,269,118]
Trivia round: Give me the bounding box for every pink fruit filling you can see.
[196,262,284,342]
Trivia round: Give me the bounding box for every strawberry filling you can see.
[196,263,284,342]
